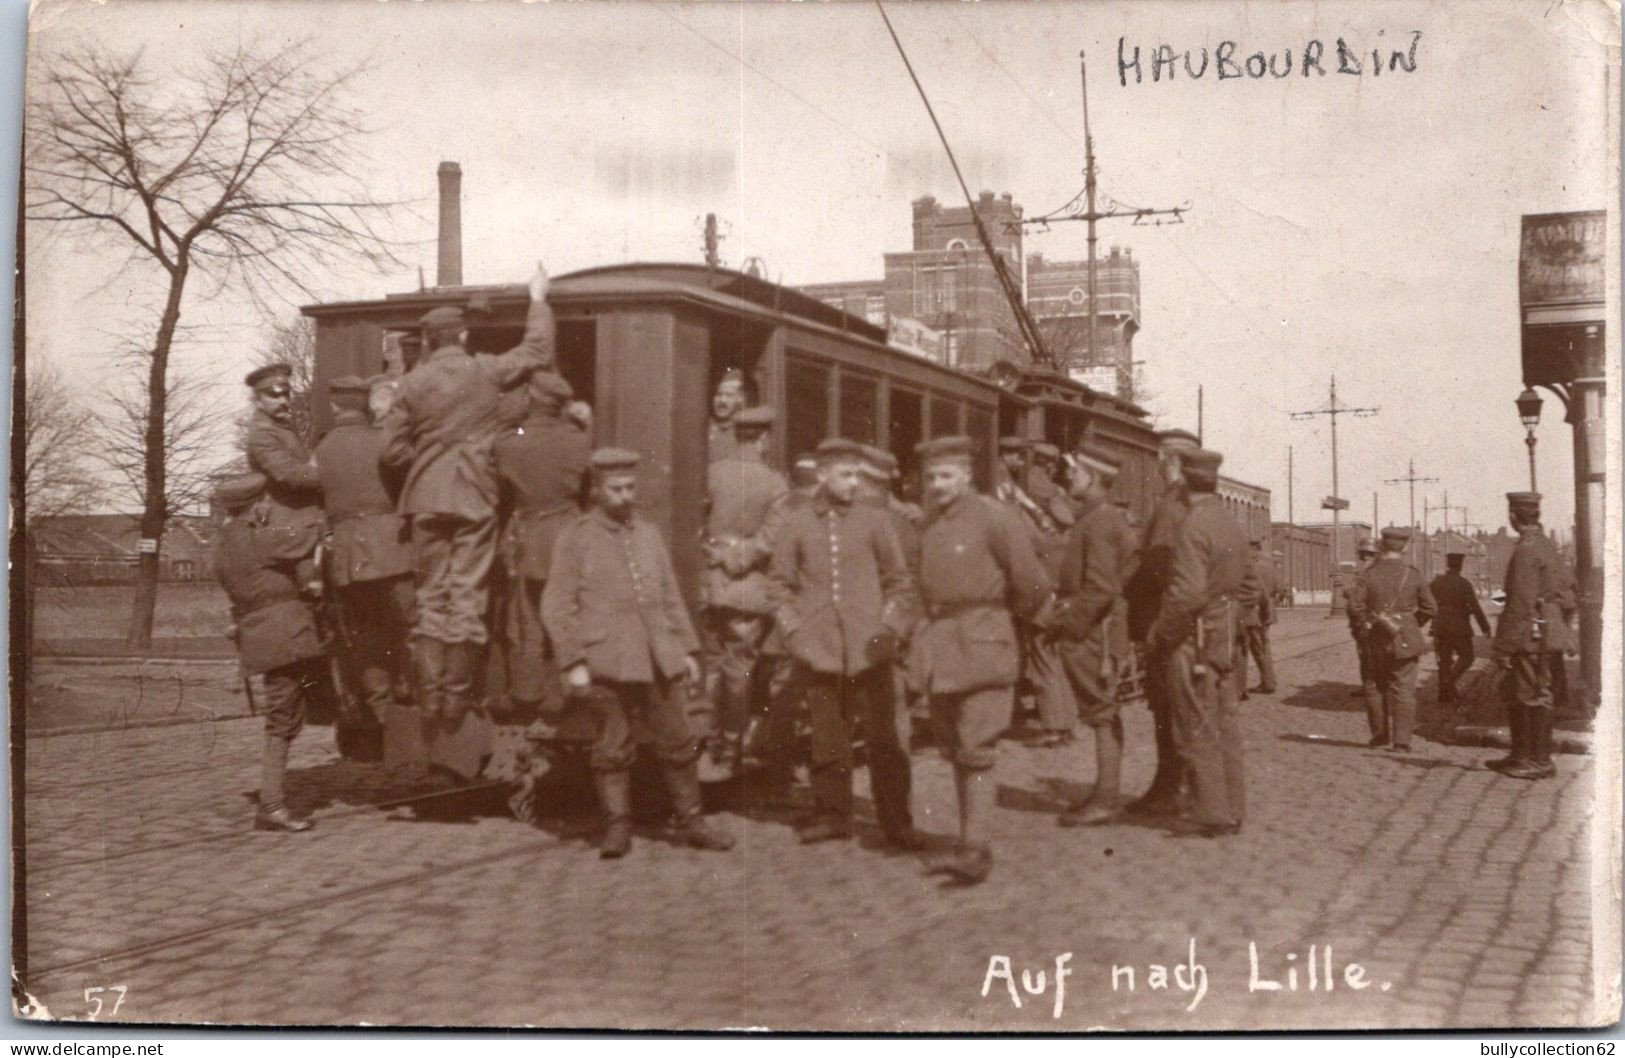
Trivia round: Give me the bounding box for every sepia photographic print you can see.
[11,0,1623,1034]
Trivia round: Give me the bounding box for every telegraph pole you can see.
[1287,445,1295,526]
[1424,492,1467,580]
[1385,457,1438,567]
[1291,376,1379,614]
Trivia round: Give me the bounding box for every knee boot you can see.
[1505,709,1555,780]
[1487,702,1527,772]
[664,761,734,851]
[595,770,633,858]
[413,637,447,719]
[442,642,476,724]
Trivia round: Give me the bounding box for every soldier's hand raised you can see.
[528,261,550,301]
[564,662,591,690]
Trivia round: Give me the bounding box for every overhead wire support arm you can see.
[874,0,1055,369]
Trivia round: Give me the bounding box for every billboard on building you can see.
[1069,364,1119,397]
[888,316,945,361]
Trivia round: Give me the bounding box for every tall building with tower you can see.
[1026,246,1141,397]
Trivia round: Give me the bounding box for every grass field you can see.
[33,583,232,641]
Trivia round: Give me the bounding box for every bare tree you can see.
[94,361,236,525]
[26,40,402,647]
[19,359,97,523]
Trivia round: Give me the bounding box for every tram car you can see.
[302,263,1165,793]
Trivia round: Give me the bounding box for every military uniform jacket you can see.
[703,450,789,614]
[1345,556,1437,661]
[1148,493,1258,665]
[1429,571,1490,643]
[1028,474,1077,532]
[542,509,701,685]
[908,493,1051,695]
[245,411,324,534]
[1052,489,1137,659]
[494,413,590,582]
[381,297,554,520]
[214,515,325,676]
[767,494,919,677]
[1126,483,1189,641]
[1493,530,1577,658]
[313,413,412,586]
[707,419,739,464]
[1240,555,1277,629]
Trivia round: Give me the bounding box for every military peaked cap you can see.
[792,453,819,473]
[589,447,642,473]
[526,370,575,411]
[1506,491,1542,511]
[1356,537,1378,555]
[1380,526,1413,547]
[734,406,775,432]
[419,305,466,330]
[1032,442,1061,462]
[1179,447,1224,481]
[214,472,267,509]
[857,444,898,481]
[997,435,1029,453]
[916,435,975,464]
[328,375,370,409]
[718,367,745,386]
[245,363,291,390]
[1071,444,1120,479]
[815,437,866,462]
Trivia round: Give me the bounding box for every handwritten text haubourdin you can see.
[1117,32,1422,86]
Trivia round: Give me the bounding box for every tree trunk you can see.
[126,265,188,650]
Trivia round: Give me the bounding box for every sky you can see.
[23,0,1620,534]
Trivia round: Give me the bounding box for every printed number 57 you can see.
[84,986,127,1020]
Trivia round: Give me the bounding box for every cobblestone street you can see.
[17,611,1612,1031]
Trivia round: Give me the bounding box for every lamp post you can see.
[1516,387,1543,490]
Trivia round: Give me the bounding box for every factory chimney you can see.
[436,161,463,287]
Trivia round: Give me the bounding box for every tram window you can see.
[785,356,832,462]
[928,395,961,438]
[890,387,924,487]
[838,371,879,445]
[965,404,995,491]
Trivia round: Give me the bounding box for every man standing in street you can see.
[380,263,554,752]
[214,473,326,833]
[707,368,749,464]
[1236,539,1279,699]
[909,436,1049,883]
[1486,492,1577,780]
[542,449,735,858]
[1122,427,1199,816]
[493,370,591,718]
[1347,537,1381,710]
[312,376,415,733]
[767,438,918,847]
[1345,527,1436,753]
[1430,551,1491,706]
[244,363,323,543]
[1147,448,1255,838]
[1051,446,1137,827]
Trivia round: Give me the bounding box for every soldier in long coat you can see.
[1347,537,1381,712]
[768,438,919,847]
[1236,540,1278,698]
[1122,428,1199,816]
[909,436,1050,883]
[698,406,787,772]
[1345,526,1437,752]
[1487,491,1577,780]
[312,377,415,725]
[214,473,326,833]
[1050,446,1138,827]
[493,370,591,717]
[542,449,734,859]
[1146,448,1256,838]
[1429,550,1491,705]
[380,264,554,727]
[244,363,324,538]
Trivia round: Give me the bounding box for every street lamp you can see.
[1516,387,1543,490]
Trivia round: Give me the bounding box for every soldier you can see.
[541,448,734,858]
[1236,539,1279,699]
[707,368,748,463]
[380,263,553,732]
[1029,443,1077,532]
[699,405,788,771]
[1050,445,1138,827]
[1146,448,1255,838]
[1344,527,1436,753]
[767,438,919,846]
[753,452,822,800]
[312,376,415,727]
[1347,537,1381,710]
[213,473,326,832]
[1487,492,1577,780]
[909,436,1050,883]
[493,370,591,717]
[243,363,323,540]
[1122,427,1199,816]
[1430,550,1491,705]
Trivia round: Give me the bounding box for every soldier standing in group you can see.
[1236,540,1279,700]
[244,363,324,540]
[1023,442,1080,748]
[1146,448,1255,838]
[1486,492,1577,780]
[1347,537,1381,708]
[1050,446,1137,827]
[707,368,748,463]
[699,406,787,772]
[767,438,919,847]
[1430,550,1491,706]
[213,473,326,833]
[493,370,591,717]
[1028,444,1077,531]
[542,449,734,858]
[312,377,415,728]
[1122,428,1199,816]
[909,436,1049,883]
[1345,527,1436,753]
[380,263,553,743]
[754,452,823,801]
